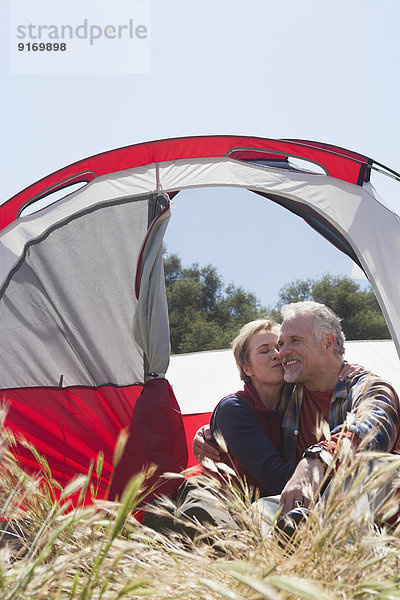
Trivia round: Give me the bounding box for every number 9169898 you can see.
[18,43,67,51]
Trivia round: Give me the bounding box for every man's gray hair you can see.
[281,301,345,357]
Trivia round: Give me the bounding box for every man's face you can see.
[278,315,326,385]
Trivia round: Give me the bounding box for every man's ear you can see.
[325,333,335,352]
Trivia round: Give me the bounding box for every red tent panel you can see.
[3,384,142,499]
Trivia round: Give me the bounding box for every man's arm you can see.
[279,457,325,515]
[280,373,400,515]
[332,374,400,452]
[193,424,221,463]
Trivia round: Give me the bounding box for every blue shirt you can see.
[211,394,295,495]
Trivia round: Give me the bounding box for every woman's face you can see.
[243,330,284,386]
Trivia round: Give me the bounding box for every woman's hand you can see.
[339,362,366,381]
[192,425,221,464]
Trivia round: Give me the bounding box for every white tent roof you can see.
[167,340,400,415]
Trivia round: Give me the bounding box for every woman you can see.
[208,318,295,497]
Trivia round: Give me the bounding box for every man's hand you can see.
[192,425,222,464]
[279,458,325,515]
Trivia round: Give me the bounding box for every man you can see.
[272,301,399,522]
[194,301,400,524]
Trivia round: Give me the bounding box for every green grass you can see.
[0,412,399,599]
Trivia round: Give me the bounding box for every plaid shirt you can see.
[279,369,400,466]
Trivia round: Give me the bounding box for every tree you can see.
[164,251,390,353]
[278,278,313,304]
[276,274,390,340]
[164,252,268,353]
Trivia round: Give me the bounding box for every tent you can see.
[0,135,399,501]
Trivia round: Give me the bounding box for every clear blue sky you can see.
[1,0,399,307]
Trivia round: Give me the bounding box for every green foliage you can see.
[164,252,267,353]
[278,278,313,304]
[165,252,391,352]
[277,274,390,340]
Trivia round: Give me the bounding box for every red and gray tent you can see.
[1,135,399,501]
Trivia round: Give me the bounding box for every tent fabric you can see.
[2,384,143,498]
[111,194,185,501]
[109,378,188,502]
[1,135,375,230]
[182,412,212,469]
[0,135,399,500]
[133,194,171,379]
[0,198,149,388]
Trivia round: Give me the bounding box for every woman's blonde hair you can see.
[231,318,280,383]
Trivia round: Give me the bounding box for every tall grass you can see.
[0,411,399,599]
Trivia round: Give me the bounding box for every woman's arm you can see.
[212,397,295,495]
